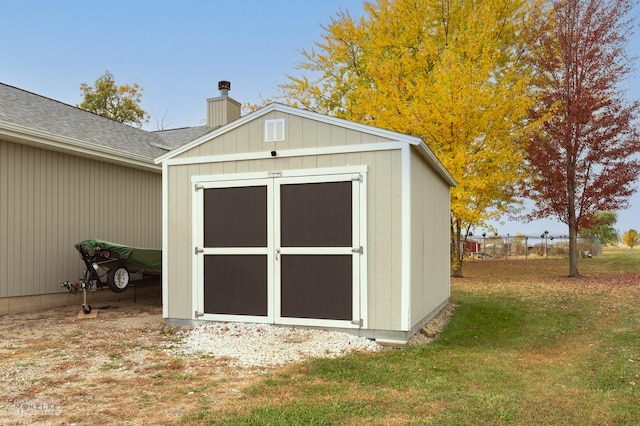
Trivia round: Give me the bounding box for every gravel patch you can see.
[174,322,381,368]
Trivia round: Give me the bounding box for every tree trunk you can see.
[451,219,464,278]
[566,154,580,277]
[568,221,579,276]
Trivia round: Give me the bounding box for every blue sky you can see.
[1,0,638,237]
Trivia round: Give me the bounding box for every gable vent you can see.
[265,119,285,142]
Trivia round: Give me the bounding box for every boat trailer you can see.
[62,239,161,314]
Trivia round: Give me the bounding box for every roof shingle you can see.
[0,82,204,160]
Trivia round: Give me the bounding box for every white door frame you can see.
[274,173,362,328]
[192,166,368,328]
[193,178,275,324]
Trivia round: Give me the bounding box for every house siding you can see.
[0,139,162,301]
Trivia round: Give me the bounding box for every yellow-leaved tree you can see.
[281,0,538,276]
[621,229,639,249]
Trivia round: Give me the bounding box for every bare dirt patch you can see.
[0,297,258,425]
[407,303,457,345]
[0,296,453,425]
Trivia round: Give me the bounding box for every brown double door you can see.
[198,174,361,325]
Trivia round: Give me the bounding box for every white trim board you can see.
[0,120,160,172]
[191,165,368,184]
[170,142,405,167]
[401,144,412,331]
[162,161,170,318]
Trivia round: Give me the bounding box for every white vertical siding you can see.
[166,148,405,331]
[360,150,404,331]
[410,149,451,325]
[172,111,394,160]
[165,164,198,320]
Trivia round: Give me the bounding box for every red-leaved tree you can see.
[524,0,640,276]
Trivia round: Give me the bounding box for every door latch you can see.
[194,247,204,255]
[351,246,363,255]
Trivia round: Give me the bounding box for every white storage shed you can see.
[156,95,456,342]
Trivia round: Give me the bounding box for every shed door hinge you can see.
[351,246,363,255]
[194,247,204,255]
[352,174,363,182]
[194,184,204,192]
[195,311,204,318]
[351,318,363,327]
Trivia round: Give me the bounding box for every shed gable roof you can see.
[155,103,456,186]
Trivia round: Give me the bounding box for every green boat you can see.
[73,239,162,295]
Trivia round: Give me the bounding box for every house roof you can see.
[151,126,215,150]
[155,102,457,187]
[0,82,205,172]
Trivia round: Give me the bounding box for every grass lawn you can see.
[181,248,640,425]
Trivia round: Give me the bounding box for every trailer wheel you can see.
[108,263,130,293]
[83,305,92,315]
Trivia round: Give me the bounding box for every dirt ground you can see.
[0,295,453,425]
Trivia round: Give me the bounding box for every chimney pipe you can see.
[218,80,231,97]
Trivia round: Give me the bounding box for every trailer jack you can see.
[62,279,95,315]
